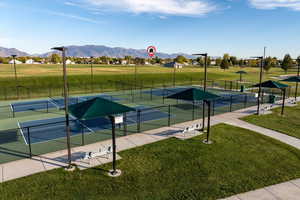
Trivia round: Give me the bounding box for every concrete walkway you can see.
[0,98,300,200]
[221,179,300,200]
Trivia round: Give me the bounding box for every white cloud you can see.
[249,0,300,11]
[83,0,217,16]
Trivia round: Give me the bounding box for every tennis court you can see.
[18,105,170,144]
[11,94,119,113]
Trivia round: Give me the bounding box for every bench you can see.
[182,123,201,138]
[83,145,113,164]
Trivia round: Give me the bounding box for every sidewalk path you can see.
[1,98,300,200]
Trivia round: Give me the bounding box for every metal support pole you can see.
[281,88,286,115]
[168,105,171,127]
[192,101,195,120]
[123,113,127,136]
[230,96,233,112]
[137,110,141,133]
[257,57,264,115]
[27,127,32,158]
[109,116,117,174]
[244,94,248,108]
[81,124,85,146]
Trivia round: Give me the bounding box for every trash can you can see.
[240,85,245,93]
[269,95,275,104]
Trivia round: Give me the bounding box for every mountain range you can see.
[0,45,194,59]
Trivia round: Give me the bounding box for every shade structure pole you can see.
[257,57,264,115]
[110,116,117,174]
[281,88,286,116]
[90,56,94,93]
[202,54,208,131]
[296,64,300,101]
[203,101,212,144]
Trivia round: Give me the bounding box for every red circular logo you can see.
[147,46,157,58]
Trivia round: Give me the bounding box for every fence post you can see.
[81,125,85,146]
[192,101,195,120]
[27,127,32,158]
[123,113,127,136]
[46,101,49,113]
[230,81,233,91]
[137,110,141,133]
[244,94,248,108]
[230,96,233,112]
[168,105,171,126]
[212,100,215,116]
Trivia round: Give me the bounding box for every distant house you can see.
[164,62,183,69]
[25,59,40,64]
[25,59,34,64]
[121,60,128,65]
[9,59,22,64]
[66,59,75,65]
[210,60,216,65]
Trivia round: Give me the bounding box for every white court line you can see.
[17,121,28,145]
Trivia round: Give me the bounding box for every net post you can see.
[27,127,32,158]
[12,105,15,118]
[230,95,233,112]
[168,105,171,127]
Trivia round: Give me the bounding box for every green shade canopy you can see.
[166,88,220,101]
[281,76,300,83]
[252,80,289,89]
[69,97,135,120]
[235,71,247,74]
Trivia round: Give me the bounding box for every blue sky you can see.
[0,0,300,58]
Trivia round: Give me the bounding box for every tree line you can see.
[1,53,299,73]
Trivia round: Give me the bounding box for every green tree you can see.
[175,55,188,64]
[281,54,294,73]
[264,57,276,73]
[196,57,204,66]
[50,54,61,64]
[230,56,238,66]
[220,58,230,70]
[216,58,222,66]
[296,56,300,66]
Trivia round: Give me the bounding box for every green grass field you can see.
[0,64,298,100]
[242,103,300,139]
[2,124,300,200]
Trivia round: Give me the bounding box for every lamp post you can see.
[90,56,94,93]
[11,55,19,99]
[252,56,264,115]
[51,46,72,169]
[193,53,208,131]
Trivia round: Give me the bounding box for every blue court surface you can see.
[19,106,169,144]
[11,94,119,113]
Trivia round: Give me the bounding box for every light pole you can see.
[90,56,94,93]
[193,53,208,131]
[51,46,72,169]
[252,56,264,115]
[11,55,19,99]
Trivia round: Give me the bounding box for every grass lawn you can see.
[2,124,300,200]
[0,64,298,100]
[242,103,300,139]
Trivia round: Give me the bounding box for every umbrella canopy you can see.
[252,80,288,89]
[69,97,135,120]
[166,88,220,101]
[281,76,300,83]
[235,71,247,74]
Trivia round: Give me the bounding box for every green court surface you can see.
[0,85,260,164]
